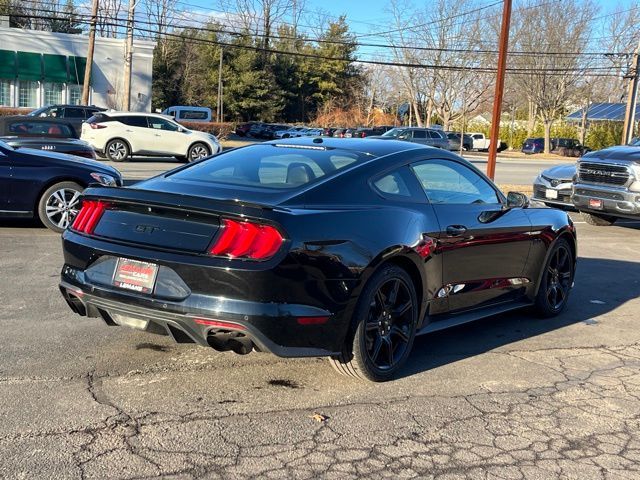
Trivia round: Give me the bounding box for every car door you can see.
[0,143,12,212]
[410,129,430,146]
[61,107,87,133]
[410,158,533,313]
[146,117,186,155]
[118,115,151,154]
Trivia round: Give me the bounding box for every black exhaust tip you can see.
[207,330,254,355]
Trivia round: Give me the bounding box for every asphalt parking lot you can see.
[1,213,639,479]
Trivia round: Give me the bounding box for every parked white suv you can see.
[82,112,221,162]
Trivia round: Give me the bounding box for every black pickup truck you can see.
[572,138,640,225]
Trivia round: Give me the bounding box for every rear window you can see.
[169,145,370,189]
[8,120,74,137]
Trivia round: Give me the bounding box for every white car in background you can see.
[303,128,323,136]
[273,126,306,139]
[82,112,221,162]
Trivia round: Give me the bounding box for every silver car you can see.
[369,127,450,149]
[532,164,575,208]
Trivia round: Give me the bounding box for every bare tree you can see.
[510,0,596,154]
[97,0,124,38]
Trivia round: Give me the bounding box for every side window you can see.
[472,134,482,140]
[413,130,427,139]
[373,171,412,197]
[119,116,149,128]
[64,108,85,118]
[411,159,500,205]
[148,117,179,131]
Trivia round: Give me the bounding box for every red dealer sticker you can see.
[112,258,158,294]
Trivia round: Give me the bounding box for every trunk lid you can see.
[77,186,284,254]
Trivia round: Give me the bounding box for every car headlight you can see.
[90,172,118,186]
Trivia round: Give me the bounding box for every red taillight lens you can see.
[72,200,108,234]
[89,123,107,129]
[209,219,283,260]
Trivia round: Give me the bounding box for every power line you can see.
[23,2,636,59]
[5,10,623,78]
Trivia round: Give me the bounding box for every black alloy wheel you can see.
[535,239,574,317]
[330,265,418,382]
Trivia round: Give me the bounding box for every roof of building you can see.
[566,102,640,122]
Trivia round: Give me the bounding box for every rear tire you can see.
[534,238,574,318]
[105,139,129,162]
[37,181,83,233]
[582,212,616,226]
[329,264,418,382]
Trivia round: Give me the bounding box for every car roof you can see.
[266,136,427,157]
[104,111,175,120]
[164,106,210,110]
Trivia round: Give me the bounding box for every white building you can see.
[0,26,155,111]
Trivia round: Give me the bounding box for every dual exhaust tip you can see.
[207,330,254,355]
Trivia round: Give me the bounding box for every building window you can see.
[44,82,64,105]
[68,84,82,105]
[18,81,38,107]
[0,80,10,106]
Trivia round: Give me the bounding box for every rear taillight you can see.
[209,219,283,260]
[72,200,108,234]
[68,150,96,159]
[89,123,107,129]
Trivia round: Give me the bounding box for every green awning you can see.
[69,56,87,85]
[17,52,42,81]
[43,54,68,82]
[0,50,17,79]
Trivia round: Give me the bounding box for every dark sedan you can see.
[59,138,576,381]
[0,140,122,232]
[0,116,96,159]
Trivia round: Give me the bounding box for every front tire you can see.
[187,142,210,162]
[37,181,83,233]
[582,212,616,226]
[534,238,574,317]
[330,265,418,382]
[105,139,129,162]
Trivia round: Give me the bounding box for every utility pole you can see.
[81,0,99,105]
[621,39,640,145]
[217,48,224,122]
[486,0,512,180]
[123,0,137,111]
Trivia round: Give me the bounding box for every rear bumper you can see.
[59,271,338,358]
[572,183,640,218]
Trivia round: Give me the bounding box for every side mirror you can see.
[506,191,529,208]
[178,127,186,133]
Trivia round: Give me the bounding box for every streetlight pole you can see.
[622,39,640,145]
[486,0,512,180]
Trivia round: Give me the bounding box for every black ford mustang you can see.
[59,138,576,381]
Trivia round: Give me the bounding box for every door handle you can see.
[446,225,468,236]
[125,129,133,132]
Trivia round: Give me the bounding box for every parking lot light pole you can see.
[487,0,512,181]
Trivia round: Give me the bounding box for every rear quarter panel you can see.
[522,206,576,296]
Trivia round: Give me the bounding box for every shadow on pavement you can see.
[401,256,640,379]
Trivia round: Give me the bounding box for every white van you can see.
[162,106,212,123]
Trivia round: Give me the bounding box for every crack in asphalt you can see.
[3,342,640,478]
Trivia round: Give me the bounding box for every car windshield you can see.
[382,128,405,138]
[169,144,371,190]
[28,106,52,117]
